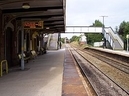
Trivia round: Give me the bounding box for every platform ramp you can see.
[104,27,124,50]
[47,33,59,50]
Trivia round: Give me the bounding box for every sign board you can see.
[23,20,43,29]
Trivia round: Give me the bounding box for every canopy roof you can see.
[0,0,66,33]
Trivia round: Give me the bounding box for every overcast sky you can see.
[61,0,129,39]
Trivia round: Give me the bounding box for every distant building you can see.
[79,34,87,44]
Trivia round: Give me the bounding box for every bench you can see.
[40,47,47,54]
[30,50,37,59]
[18,53,30,63]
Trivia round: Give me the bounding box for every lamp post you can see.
[100,16,108,48]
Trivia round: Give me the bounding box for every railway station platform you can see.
[0,45,88,96]
[92,47,129,57]
[1,44,128,96]
[0,49,65,96]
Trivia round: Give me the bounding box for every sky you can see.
[61,0,129,39]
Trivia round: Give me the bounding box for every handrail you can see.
[0,60,8,77]
[108,27,124,48]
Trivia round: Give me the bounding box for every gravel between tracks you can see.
[78,50,129,94]
[70,43,129,95]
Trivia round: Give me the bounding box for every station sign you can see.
[23,20,43,29]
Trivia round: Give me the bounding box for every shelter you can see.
[0,0,66,67]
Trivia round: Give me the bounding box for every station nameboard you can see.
[23,20,43,29]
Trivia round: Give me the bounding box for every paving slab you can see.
[0,49,65,96]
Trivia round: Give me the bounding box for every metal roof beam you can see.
[2,6,63,13]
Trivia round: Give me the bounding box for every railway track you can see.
[67,44,129,96]
[83,49,129,74]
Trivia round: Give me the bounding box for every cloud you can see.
[63,0,129,39]
[66,0,129,28]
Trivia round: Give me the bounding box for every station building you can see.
[0,0,66,67]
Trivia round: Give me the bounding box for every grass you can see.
[70,41,89,50]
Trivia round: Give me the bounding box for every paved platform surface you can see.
[0,49,65,96]
[93,47,129,57]
[62,46,88,96]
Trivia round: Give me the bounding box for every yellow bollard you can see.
[0,60,8,77]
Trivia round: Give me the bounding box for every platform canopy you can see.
[0,0,66,33]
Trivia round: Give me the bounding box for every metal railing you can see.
[65,26,102,33]
[105,27,124,49]
[65,26,124,50]
[0,60,8,77]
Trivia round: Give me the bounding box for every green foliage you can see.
[92,20,103,27]
[85,33,103,45]
[61,38,65,43]
[70,35,80,42]
[118,21,129,50]
[85,20,103,45]
[118,21,129,40]
[118,21,127,36]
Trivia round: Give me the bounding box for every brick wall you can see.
[0,10,5,61]
[12,20,18,66]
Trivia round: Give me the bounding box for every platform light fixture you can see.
[22,3,30,9]
[46,27,50,29]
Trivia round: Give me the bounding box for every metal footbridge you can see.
[46,26,124,50]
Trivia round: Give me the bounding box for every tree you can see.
[61,38,65,43]
[118,21,129,49]
[85,33,103,45]
[118,21,127,35]
[118,21,129,39]
[70,35,80,42]
[85,20,103,45]
[123,22,129,36]
[92,20,103,27]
